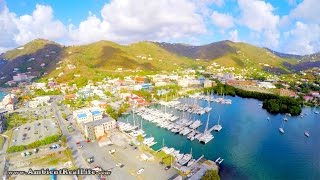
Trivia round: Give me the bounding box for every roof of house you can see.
[77,113,87,119]
[85,117,115,127]
[91,110,101,115]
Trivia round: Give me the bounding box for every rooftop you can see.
[85,117,115,127]
[91,110,101,115]
[77,113,87,119]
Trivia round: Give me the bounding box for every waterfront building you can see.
[73,108,103,124]
[0,94,17,112]
[84,117,116,141]
[257,82,276,89]
[204,79,212,88]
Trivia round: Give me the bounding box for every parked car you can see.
[137,168,144,175]
[87,156,94,164]
[116,163,122,167]
[50,144,61,150]
[165,166,171,170]
[109,149,116,154]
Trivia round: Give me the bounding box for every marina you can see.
[119,95,320,180]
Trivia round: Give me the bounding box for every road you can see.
[0,134,9,178]
[51,96,96,180]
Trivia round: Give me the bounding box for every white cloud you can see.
[238,0,280,48]
[211,11,234,29]
[69,0,206,44]
[228,29,239,42]
[14,4,67,45]
[290,0,319,23]
[238,0,279,32]
[284,21,320,54]
[0,3,66,53]
[0,1,18,52]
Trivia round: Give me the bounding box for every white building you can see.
[204,79,213,88]
[73,108,103,124]
[0,94,17,112]
[178,79,189,87]
[13,73,28,82]
[29,96,51,108]
[258,82,276,89]
[32,83,46,89]
[155,81,168,87]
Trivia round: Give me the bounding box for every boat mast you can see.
[162,138,164,148]
[141,118,143,130]
[205,113,210,134]
[133,109,136,127]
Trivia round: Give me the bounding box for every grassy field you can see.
[31,150,72,167]
[5,113,28,130]
[0,136,5,150]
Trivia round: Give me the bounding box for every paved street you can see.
[51,96,96,180]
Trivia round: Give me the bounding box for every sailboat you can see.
[283,114,288,121]
[199,113,214,144]
[178,148,192,165]
[213,115,222,132]
[279,120,285,134]
[187,148,195,167]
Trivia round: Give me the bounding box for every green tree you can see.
[137,134,144,143]
[62,113,67,120]
[201,170,220,180]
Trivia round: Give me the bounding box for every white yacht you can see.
[189,120,202,129]
[199,133,214,144]
[279,120,285,134]
[304,131,310,137]
[187,159,196,167]
[213,115,222,132]
[178,153,192,165]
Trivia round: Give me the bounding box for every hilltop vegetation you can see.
[1,39,320,86]
[3,39,59,60]
[42,40,203,86]
[204,83,302,115]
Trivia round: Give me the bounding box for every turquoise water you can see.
[119,96,320,180]
[0,91,6,101]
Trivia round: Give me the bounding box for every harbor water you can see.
[119,95,320,180]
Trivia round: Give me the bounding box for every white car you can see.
[115,163,122,167]
[137,168,144,174]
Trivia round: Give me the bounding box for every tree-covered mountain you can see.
[0,38,319,85]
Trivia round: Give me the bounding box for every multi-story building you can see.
[73,108,103,124]
[84,117,116,141]
[0,109,8,133]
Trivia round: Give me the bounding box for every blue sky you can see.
[0,0,319,55]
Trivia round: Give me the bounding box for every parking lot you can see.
[79,130,177,180]
[11,119,60,146]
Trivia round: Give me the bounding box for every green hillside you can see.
[2,38,319,86]
[42,41,202,86]
[212,42,287,70]
[3,39,58,60]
